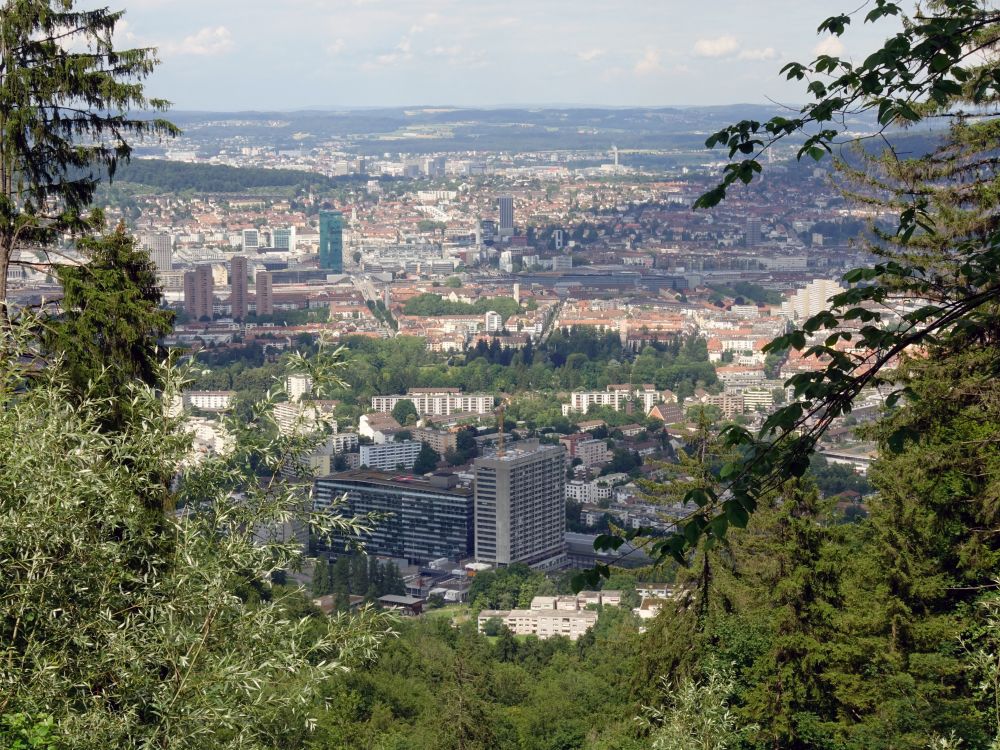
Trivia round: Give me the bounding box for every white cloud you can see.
[738,46,777,61]
[163,26,234,56]
[693,34,739,58]
[814,36,844,57]
[325,38,345,56]
[634,46,664,76]
[577,48,605,62]
[363,35,414,70]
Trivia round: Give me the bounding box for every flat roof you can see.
[317,468,472,497]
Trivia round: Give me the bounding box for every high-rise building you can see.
[140,232,173,271]
[473,441,567,569]
[498,195,514,237]
[745,217,762,247]
[318,210,343,272]
[272,227,296,252]
[183,265,214,321]
[242,228,260,253]
[255,271,273,316]
[230,256,248,320]
[780,279,844,321]
[314,470,473,563]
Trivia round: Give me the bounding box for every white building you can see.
[360,441,423,472]
[781,279,844,321]
[476,591,620,641]
[286,374,313,403]
[183,391,236,412]
[485,310,503,333]
[562,384,661,416]
[371,388,494,416]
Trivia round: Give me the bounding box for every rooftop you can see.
[318,468,472,497]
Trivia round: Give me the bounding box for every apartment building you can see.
[473,441,567,569]
[371,388,494,416]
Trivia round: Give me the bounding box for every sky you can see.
[108,0,908,111]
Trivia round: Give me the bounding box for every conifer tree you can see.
[0,0,177,319]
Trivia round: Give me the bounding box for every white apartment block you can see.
[285,374,313,402]
[780,279,844,321]
[183,391,236,412]
[565,477,617,504]
[371,388,494,416]
[485,310,503,333]
[742,387,775,411]
[273,401,337,437]
[360,441,423,472]
[477,591,621,641]
[561,384,662,416]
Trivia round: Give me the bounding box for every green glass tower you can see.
[318,210,343,272]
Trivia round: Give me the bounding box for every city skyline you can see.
[112,0,906,110]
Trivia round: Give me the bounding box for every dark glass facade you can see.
[314,470,473,563]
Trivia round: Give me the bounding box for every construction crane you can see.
[495,397,510,457]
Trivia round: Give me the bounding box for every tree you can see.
[412,441,440,475]
[40,226,174,429]
[0,321,396,748]
[640,667,757,750]
[0,0,177,319]
[391,398,418,426]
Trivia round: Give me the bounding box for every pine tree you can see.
[40,226,174,429]
[0,0,177,319]
[311,558,330,597]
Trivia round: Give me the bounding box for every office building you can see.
[498,195,514,237]
[242,228,260,252]
[745,217,762,247]
[319,210,343,272]
[473,441,567,569]
[360,440,422,472]
[255,271,273,316]
[272,226,296,252]
[140,232,172,271]
[314,470,474,563]
[183,265,214,320]
[230,256,248,320]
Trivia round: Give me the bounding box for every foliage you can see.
[402,292,521,321]
[112,159,342,193]
[40,226,174,428]
[390,398,419,426]
[808,454,871,497]
[412,442,441,475]
[307,611,646,749]
[0,0,176,311]
[0,714,60,750]
[639,666,756,750]
[469,563,549,611]
[0,320,396,749]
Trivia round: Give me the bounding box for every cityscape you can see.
[4,1,999,748]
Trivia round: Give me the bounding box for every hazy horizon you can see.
[109,0,909,111]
